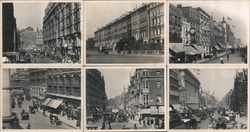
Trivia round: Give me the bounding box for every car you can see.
[21,110,29,120]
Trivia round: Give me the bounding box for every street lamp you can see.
[156,98,160,129]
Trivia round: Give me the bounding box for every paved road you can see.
[203,52,245,64]
[11,98,72,129]
[31,57,56,63]
[86,51,164,64]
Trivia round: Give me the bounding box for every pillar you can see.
[2,69,15,129]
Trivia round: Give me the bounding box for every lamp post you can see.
[156,98,160,129]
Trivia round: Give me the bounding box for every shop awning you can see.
[150,106,165,115]
[47,99,56,107]
[184,45,200,55]
[218,43,227,49]
[227,45,233,48]
[50,100,63,109]
[212,45,221,51]
[42,98,51,106]
[169,43,185,53]
[171,104,182,111]
[193,44,206,53]
[138,108,150,114]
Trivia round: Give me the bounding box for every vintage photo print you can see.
[2,2,81,64]
[169,68,248,130]
[169,1,249,64]
[2,68,81,129]
[86,68,165,130]
[85,1,165,64]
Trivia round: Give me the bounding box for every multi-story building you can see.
[10,69,29,93]
[2,3,18,52]
[94,2,164,54]
[233,69,248,116]
[43,3,81,62]
[149,3,164,44]
[94,13,132,51]
[35,28,44,50]
[20,29,37,50]
[46,69,81,115]
[169,69,179,104]
[179,69,200,110]
[86,69,106,117]
[131,4,149,43]
[181,6,200,44]
[126,68,164,120]
[196,7,210,54]
[182,18,191,45]
[169,4,183,43]
[29,69,47,100]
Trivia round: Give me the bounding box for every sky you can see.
[85,1,146,39]
[172,1,249,44]
[13,2,48,30]
[99,68,136,99]
[190,69,241,101]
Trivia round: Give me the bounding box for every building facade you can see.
[46,69,81,115]
[169,4,182,43]
[2,3,18,52]
[29,69,47,100]
[169,69,179,104]
[94,2,164,53]
[126,68,164,120]
[20,30,37,50]
[86,69,106,117]
[43,3,81,63]
[179,69,200,110]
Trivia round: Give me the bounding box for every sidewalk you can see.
[37,109,79,129]
[235,115,247,125]
[196,52,227,63]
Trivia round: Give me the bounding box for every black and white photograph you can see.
[169,68,248,129]
[86,68,165,130]
[2,68,81,129]
[169,1,249,64]
[2,2,81,64]
[86,2,164,64]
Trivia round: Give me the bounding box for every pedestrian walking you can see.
[134,124,137,129]
[108,121,112,129]
[43,109,46,117]
[227,54,229,61]
[27,123,31,129]
[143,118,146,127]
[220,56,224,64]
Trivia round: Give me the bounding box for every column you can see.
[3,69,15,128]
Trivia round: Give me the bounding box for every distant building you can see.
[20,30,36,50]
[10,69,29,93]
[86,69,106,117]
[43,3,81,62]
[2,3,18,52]
[29,69,47,100]
[126,68,164,120]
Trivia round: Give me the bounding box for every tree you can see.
[115,36,136,52]
[86,38,95,48]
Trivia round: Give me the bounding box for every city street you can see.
[30,57,56,63]
[11,98,72,129]
[86,51,164,63]
[203,51,245,64]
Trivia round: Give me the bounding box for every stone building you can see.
[169,4,183,43]
[178,69,200,110]
[45,69,81,115]
[86,69,106,117]
[29,69,47,100]
[125,68,164,120]
[169,69,180,104]
[43,3,81,63]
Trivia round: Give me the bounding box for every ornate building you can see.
[45,69,81,114]
[125,68,164,121]
[43,3,81,62]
